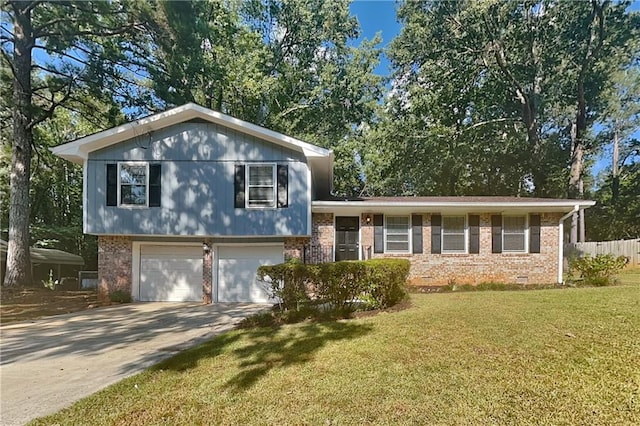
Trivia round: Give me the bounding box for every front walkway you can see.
[0,302,267,425]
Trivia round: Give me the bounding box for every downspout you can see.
[558,205,580,284]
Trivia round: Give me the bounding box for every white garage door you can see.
[217,245,283,303]
[139,245,203,302]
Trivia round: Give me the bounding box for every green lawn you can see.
[33,273,640,425]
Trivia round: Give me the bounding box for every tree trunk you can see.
[4,1,34,287]
[612,122,620,200]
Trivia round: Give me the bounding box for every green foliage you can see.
[257,258,409,313]
[256,258,311,311]
[365,0,639,198]
[569,254,628,286]
[359,259,411,309]
[109,290,133,304]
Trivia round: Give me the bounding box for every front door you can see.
[335,216,359,261]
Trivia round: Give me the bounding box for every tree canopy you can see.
[1,0,638,286]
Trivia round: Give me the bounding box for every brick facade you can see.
[312,213,335,246]
[97,236,133,302]
[203,238,213,303]
[313,212,562,285]
[284,237,310,261]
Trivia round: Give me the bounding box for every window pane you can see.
[443,235,465,251]
[504,216,525,233]
[248,187,274,202]
[121,185,146,205]
[387,241,409,251]
[385,216,409,252]
[443,216,465,233]
[387,234,408,242]
[387,216,409,228]
[120,165,146,184]
[249,166,273,185]
[504,234,525,251]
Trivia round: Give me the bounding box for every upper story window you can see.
[385,216,410,253]
[247,164,276,208]
[442,216,466,253]
[119,163,148,206]
[503,215,527,252]
[106,162,161,208]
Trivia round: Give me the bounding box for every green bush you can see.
[569,254,628,286]
[258,258,409,312]
[361,259,410,309]
[109,289,133,303]
[315,261,367,309]
[257,258,311,310]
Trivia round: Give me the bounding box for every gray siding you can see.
[86,123,310,236]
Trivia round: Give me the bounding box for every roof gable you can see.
[51,103,332,164]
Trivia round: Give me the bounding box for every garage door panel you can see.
[217,245,283,303]
[139,245,202,302]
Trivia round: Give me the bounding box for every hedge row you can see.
[257,258,410,311]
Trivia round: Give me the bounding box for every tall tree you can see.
[1,0,145,286]
[378,0,638,206]
[141,0,382,195]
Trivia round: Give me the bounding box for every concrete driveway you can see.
[0,302,267,426]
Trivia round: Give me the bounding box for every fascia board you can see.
[50,103,331,163]
[311,200,596,213]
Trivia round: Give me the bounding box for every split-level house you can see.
[52,104,595,303]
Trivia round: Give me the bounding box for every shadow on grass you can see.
[153,320,373,392]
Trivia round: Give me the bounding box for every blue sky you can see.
[349,1,400,75]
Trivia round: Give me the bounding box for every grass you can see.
[32,271,640,425]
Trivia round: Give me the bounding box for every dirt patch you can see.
[1,287,99,324]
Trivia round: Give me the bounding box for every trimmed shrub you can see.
[569,254,628,286]
[315,261,367,309]
[257,258,410,312]
[257,258,311,310]
[361,259,410,309]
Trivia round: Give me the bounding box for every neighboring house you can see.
[0,240,84,283]
[51,103,595,303]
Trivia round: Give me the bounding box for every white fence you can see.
[565,239,640,266]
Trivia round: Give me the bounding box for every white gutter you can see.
[558,205,580,284]
[312,200,596,210]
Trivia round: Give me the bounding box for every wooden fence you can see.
[565,238,640,266]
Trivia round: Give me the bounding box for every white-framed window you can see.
[118,162,148,207]
[247,164,276,208]
[385,215,411,253]
[503,215,527,252]
[442,216,466,253]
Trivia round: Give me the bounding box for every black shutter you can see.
[529,214,541,253]
[373,214,384,253]
[412,214,423,254]
[431,214,441,254]
[277,165,288,208]
[469,215,480,254]
[149,164,161,207]
[234,165,245,208]
[491,215,502,253]
[106,164,117,206]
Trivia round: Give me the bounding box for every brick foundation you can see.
[313,212,562,285]
[97,236,133,303]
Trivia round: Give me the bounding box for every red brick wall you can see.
[312,213,334,247]
[203,238,213,303]
[97,236,132,302]
[284,237,310,261]
[315,212,562,285]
